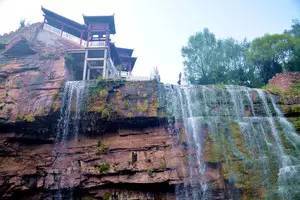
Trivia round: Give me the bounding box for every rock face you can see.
[266,72,300,132]
[0,23,79,123]
[0,77,182,199]
[0,24,184,199]
[0,24,300,200]
[0,128,182,199]
[164,85,300,200]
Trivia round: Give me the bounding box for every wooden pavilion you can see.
[41,7,137,80]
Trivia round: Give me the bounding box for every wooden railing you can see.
[43,23,87,46]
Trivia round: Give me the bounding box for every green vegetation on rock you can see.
[16,114,35,122]
[96,141,109,155]
[103,192,111,200]
[136,100,148,113]
[264,82,300,98]
[40,52,60,60]
[97,162,110,174]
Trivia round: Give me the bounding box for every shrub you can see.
[147,168,154,177]
[97,162,110,174]
[99,89,108,98]
[16,114,35,122]
[96,141,109,155]
[103,192,111,200]
[101,107,112,119]
[136,100,148,113]
[40,53,60,60]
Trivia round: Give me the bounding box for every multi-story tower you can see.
[41,7,136,80]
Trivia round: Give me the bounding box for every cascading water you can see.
[164,85,300,200]
[57,81,86,142]
[53,81,87,200]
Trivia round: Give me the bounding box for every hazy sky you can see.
[0,0,299,83]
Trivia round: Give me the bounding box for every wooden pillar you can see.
[80,31,83,46]
[86,25,91,47]
[60,24,64,37]
[87,68,90,80]
[105,31,109,46]
[105,30,110,56]
[83,50,88,80]
[42,16,47,30]
[104,29,110,79]
[103,49,107,78]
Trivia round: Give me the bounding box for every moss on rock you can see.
[203,134,222,163]
[16,114,35,122]
[97,162,110,174]
[85,80,161,119]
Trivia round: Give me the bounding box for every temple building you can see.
[42,7,137,80]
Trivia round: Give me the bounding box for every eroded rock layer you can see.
[0,24,299,200]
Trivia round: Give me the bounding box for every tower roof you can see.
[110,44,137,72]
[119,56,137,72]
[116,47,134,57]
[83,15,116,34]
[42,7,86,31]
[41,7,87,39]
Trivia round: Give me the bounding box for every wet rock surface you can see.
[0,24,183,199]
[0,24,299,200]
[0,23,79,123]
[0,127,182,199]
[267,72,300,132]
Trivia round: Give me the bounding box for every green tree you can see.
[247,34,295,83]
[284,37,300,71]
[285,19,300,71]
[285,19,300,37]
[183,22,300,87]
[19,19,26,29]
[182,28,260,86]
[182,28,217,84]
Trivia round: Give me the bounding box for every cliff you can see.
[0,23,81,123]
[0,24,185,199]
[266,72,300,132]
[0,24,299,200]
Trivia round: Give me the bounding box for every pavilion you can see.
[41,7,137,80]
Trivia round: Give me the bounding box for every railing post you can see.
[83,50,88,80]
[60,24,64,37]
[80,31,83,46]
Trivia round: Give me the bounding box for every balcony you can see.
[87,40,106,48]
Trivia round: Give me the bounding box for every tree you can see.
[182,28,217,84]
[150,66,161,82]
[285,19,300,71]
[285,19,300,37]
[247,34,295,83]
[182,28,259,86]
[183,22,300,87]
[19,19,26,29]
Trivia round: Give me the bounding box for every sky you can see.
[0,0,299,83]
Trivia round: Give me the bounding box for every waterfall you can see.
[165,85,300,200]
[57,81,86,142]
[53,81,86,200]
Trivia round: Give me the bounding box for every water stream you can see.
[50,82,300,199]
[164,85,300,200]
[53,81,87,200]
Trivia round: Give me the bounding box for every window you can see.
[87,50,105,58]
[92,34,100,41]
[89,68,103,79]
[88,60,104,67]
